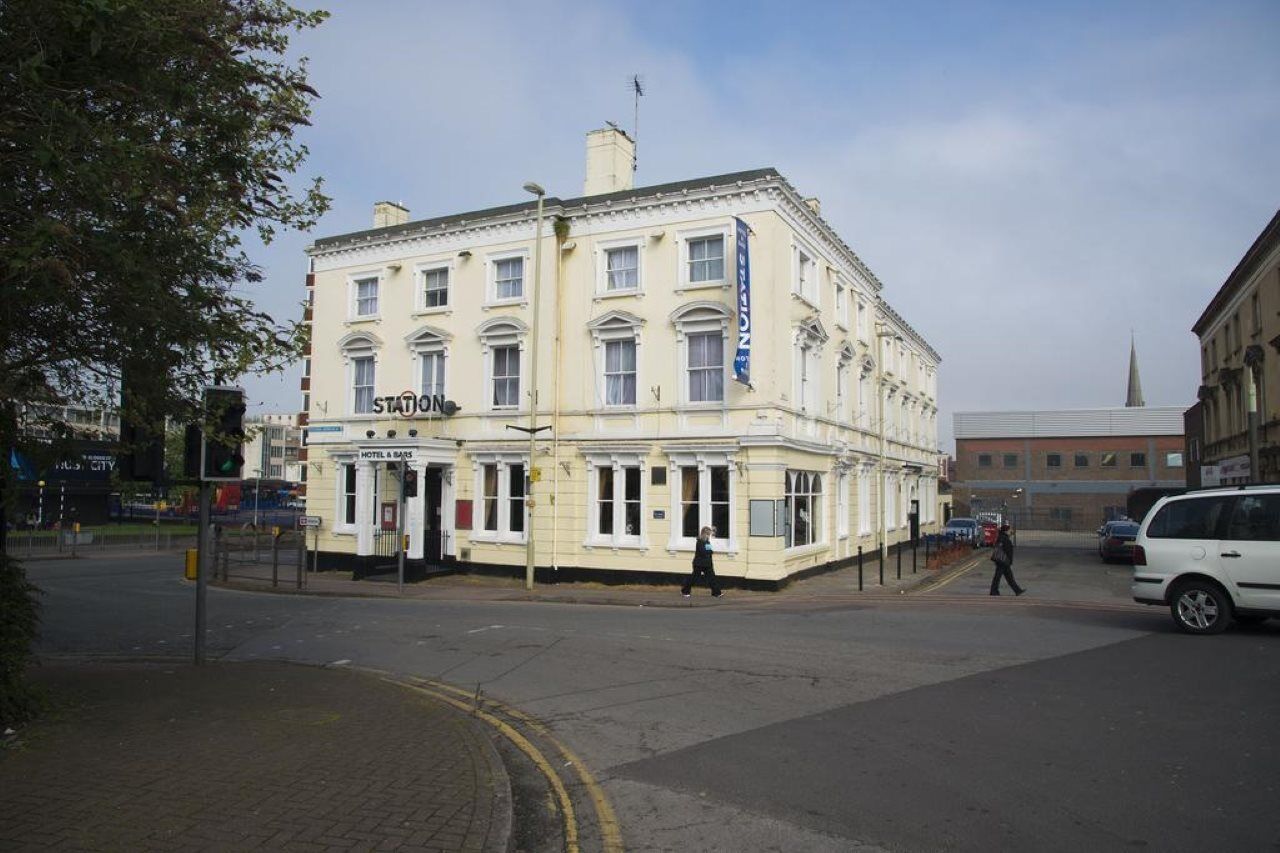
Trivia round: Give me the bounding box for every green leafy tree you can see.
[0,0,329,719]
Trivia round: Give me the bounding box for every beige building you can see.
[300,129,941,585]
[1192,209,1280,485]
[243,413,303,483]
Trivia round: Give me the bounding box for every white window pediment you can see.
[587,309,646,342]
[670,300,731,333]
[338,331,383,352]
[859,356,876,378]
[838,342,857,363]
[797,315,829,346]
[405,325,452,357]
[476,315,528,345]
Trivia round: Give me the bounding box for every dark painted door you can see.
[423,468,443,563]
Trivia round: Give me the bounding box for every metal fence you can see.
[6,529,199,558]
[1006,509,1104,550]
[212,525,307,588]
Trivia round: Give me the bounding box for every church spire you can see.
[1126,332,1145,407]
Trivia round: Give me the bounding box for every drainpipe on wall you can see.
[551,217,571,579]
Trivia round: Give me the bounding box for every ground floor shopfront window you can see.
[785,470,823,548]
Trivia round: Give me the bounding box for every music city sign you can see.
[370,392,460,418]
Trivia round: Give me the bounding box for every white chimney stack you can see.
[583,127,636,196]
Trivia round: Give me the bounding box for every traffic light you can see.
[403,468,418,498]
[118,364,167,482]
[118,418,165,482]
[182,423,203,479]
[202,387,246,481]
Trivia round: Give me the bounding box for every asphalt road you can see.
[25,547,1280,852]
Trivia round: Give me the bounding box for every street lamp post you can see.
[37,479,45,529]
[523,181,546,591]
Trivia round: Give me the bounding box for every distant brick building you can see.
[952,408,1187,529]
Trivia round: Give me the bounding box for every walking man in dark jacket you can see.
[989,523,1025,596]
[682,526,722,598]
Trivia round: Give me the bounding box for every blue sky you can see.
[240,0,1280,450]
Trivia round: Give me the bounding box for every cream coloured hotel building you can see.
[300,129,940,586]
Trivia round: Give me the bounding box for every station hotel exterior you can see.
[299,129,941,585]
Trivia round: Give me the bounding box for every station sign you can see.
[371,392,459,418]
[298,515,322,528]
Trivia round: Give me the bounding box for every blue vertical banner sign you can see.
[733,217,752,387]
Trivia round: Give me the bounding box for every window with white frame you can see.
[339,331,381,416]
[340,462,357,526]
[858,362,872,427]
[352,275,379,318]
[785,470,823,548]
[352,356,375,414]
[669,458,733,547]
[421,351,445,398]
[492,346,519,408]
[604,245,640,292]
[587,459,643,546]
[476,458,526,540]
[857,300,868,341]
[793,318,826,415]
[419,265,449,310]
[835,279,848,328]
[687,235,725,284]
[688,333,723,403]
[491,255,525,302]
[477,317,527,412]
[795,246,817,304]
[836,344,855,422]
[587,310,644,410]
[604,340,637,406]
[671,302,730,406]
[836,471,850,539]
[884,473,898,530]
[406,325,450,401]
[857,468,872,535]
[335,462,379,531]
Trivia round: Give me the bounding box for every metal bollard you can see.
[271,534,279,588]
[897,542,902,580]
[296,535,304,590]
[857,546,863,591]
[879,544,884,586]
[912,539,917,574]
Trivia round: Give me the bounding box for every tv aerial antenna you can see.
[629,74,644,175]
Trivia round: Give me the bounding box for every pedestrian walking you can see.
[989,523,1025,596]
[682,526,722,598]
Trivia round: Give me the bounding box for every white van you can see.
[1131,486,1280,634]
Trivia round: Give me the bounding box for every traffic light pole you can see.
[194,479,211,665]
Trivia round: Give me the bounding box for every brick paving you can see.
[0,661,509,852]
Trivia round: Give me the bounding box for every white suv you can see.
[1131,486,1280,634]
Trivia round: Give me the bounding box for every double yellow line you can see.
[389,676,623,853]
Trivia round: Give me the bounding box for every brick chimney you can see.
[373,201,409,228]
[583,127,635,196]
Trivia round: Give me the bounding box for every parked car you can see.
[943,517,980,543]
[1097,520,1140,562]
[1131,486,1280,634]
[978,519,999,546]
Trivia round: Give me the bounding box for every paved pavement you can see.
[213,544,960,606]
[1,660,510,852]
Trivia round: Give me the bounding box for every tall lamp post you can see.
[874,324,902,570]
[522,181,546,591]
